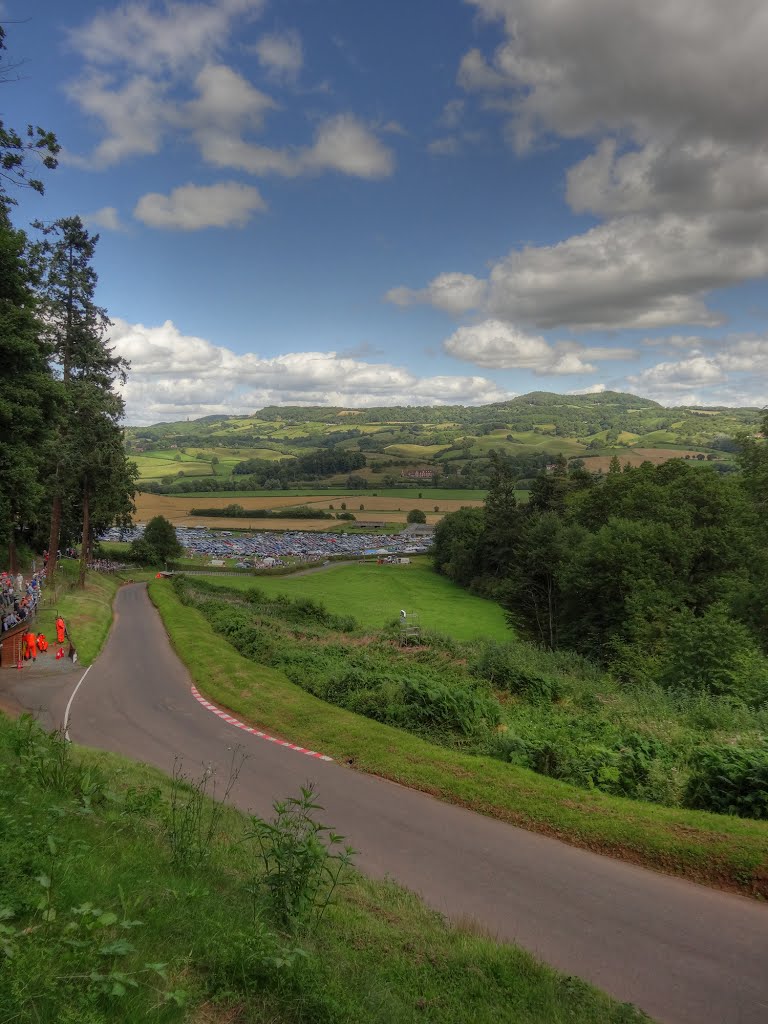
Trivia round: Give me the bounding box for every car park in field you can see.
[101,524,433,564]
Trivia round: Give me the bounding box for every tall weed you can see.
[166,749,245,868]
[243,784,356,933]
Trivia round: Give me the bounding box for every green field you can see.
[499,432,586,455]
[634,430,678,445]
[199,558,510,641]
[383,443,452,457]
[131,455,214,479]
[132,446,292,481]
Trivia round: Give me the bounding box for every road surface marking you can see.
[64,665,92,742]
[190,685,333,761]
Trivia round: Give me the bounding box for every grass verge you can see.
[35,563,122,666]
[150,580,768,898]
[0,713,650,1024]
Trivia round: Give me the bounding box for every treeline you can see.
[232,449,365,478]
[137,449,551,496]
[189,504,334,520]
[435,447,768,697]
[0,24,136,585]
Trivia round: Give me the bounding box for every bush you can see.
[659,604,768,705]
[127,537,156,564]
[394,677,500,737]
[486,721,671,799]
[684,744,768,819]
[406,508,427,524]
[470,642,563,703]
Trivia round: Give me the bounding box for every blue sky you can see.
[4,0,768,423]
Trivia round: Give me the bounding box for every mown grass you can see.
[0,713,651,1024]
[35,563,122,665]
[150,581,768,897]
[198,557,511,641]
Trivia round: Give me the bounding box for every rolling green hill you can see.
[125,391,762,493]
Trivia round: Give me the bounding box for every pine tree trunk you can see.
[47,491,62,588]
[78,485,89,588]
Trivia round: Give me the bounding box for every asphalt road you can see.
[14,583,768,1024]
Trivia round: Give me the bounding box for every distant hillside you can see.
[248,390,663,424]
[124,391,762,492]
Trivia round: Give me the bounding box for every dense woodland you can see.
[435,448,768,677]
[0,27,136,583]
[431,441,768,815]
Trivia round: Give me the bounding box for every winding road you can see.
[9,583,768,1024]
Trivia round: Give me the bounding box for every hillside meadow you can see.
[198,557,511,641]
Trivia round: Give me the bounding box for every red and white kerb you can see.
[190,685,333,761]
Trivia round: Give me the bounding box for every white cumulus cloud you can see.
[108,318,511,424]
[387,273,487,316]
[379,0,768,334]
[303,114,395,179]
[253,29,303,83]
[68,0,265,74]
[133,182,267,229]
[65,4,393,182]
[83,206,125,231]
[64,73,171,168]
[442,319,635,374]
[461,0,768,154]
[624,335,768,406]
[390,211,768,330]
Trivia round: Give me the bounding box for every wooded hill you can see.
[125,391,763,493]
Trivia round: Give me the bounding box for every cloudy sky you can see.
[5,0,768,423]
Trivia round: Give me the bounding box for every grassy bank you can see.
[150,580,768,897]
[35,563,123,665]
[0,713,650,1024]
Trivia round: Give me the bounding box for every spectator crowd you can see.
[1,570,45,632]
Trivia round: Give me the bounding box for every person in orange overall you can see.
[36,633,48,653]
[55,616,66,644]
[24,630,37,661]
